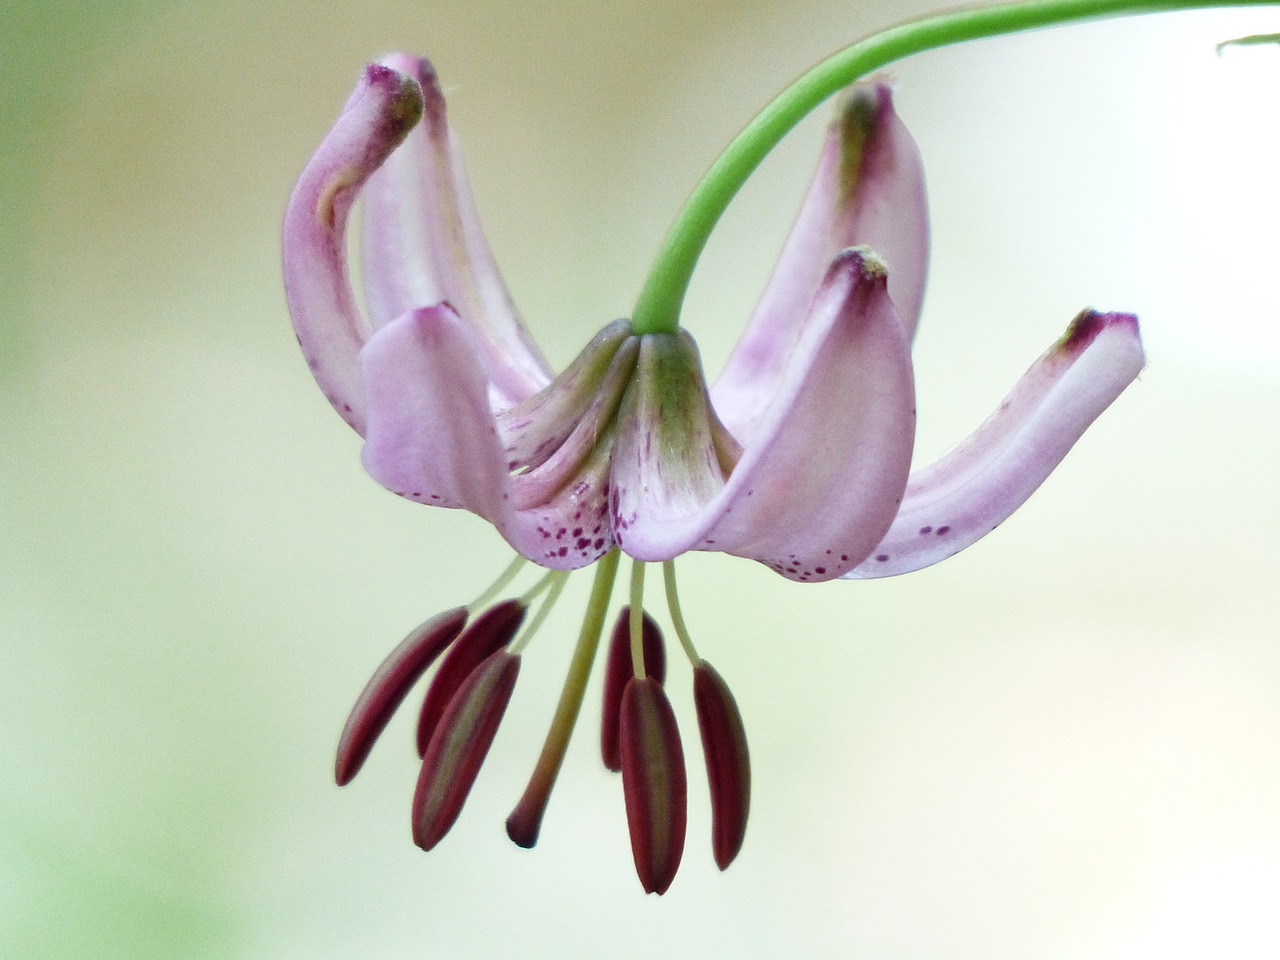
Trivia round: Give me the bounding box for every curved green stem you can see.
[630,0,1278,335]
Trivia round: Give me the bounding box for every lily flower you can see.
[283,55,1144,893]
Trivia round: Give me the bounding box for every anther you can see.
[416,599,526,756]
[601,607,666,772]
[335,606,468,786]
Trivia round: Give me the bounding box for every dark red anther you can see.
[693,660,751,870]
[416,599,525,756]
[334,606,468,787]
[619,677,686,895]
[601,607,666,772]
[412,650,521,851]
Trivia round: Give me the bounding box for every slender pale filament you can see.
[629,561,647,678]
[510,572,570,655]
[468,555,528,611]
[662,560,700,665]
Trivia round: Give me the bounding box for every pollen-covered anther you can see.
[601,607,667,772]
[416,599,526,755]
[334,606,468,786]
[619,677,687,895]
[412,649,521,851]
[692,660,751,870]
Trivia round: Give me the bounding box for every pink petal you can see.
[614,249,916,581]
[714,83,928,441]
[359,306,622,569]
[282,63,424,434]
[362,54,551,408]
[845,311,1145,579]
[360,304,509,515]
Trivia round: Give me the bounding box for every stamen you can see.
[506,549,621,848]
[509,571,570,656]
[468,555,528,611]
[629,561,647,678]
[662,560,700,664]
[517,567,564,607]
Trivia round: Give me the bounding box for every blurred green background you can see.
[3,1,1279,957]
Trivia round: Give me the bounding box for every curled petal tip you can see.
[832,244,889,282]
[283,62,426,434]
[1058,309,1143,357]
[376,54,446,126]
[361,62,425,130]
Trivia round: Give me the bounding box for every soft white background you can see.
[2,1,1278,957]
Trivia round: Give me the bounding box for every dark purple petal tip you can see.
[619,677,687,895]
[693,660,751,870]
[412,650,521,852]
[376,54,446,128]
[417,599,526,756]
[334,606,468,787]
[601,607,666,772]
[1057,309,1140,356]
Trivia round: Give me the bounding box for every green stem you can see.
[630,0,1278,335]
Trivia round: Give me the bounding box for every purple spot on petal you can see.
[875,554,889,562]
[919,526,932,535]
[814,567,826,575]
[935,526,950,536]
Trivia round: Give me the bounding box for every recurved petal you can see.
[845,310,1145,579]
[283,63,424,434]
[362,54,551,407]
[335,606,468,786]
[713,83,928,441]
[360,303,510,514]
[359,305,619,569]
[614,248,916,582]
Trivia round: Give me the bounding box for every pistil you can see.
[505,549,622,847]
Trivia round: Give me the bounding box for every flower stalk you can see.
[630,0,1280,336]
